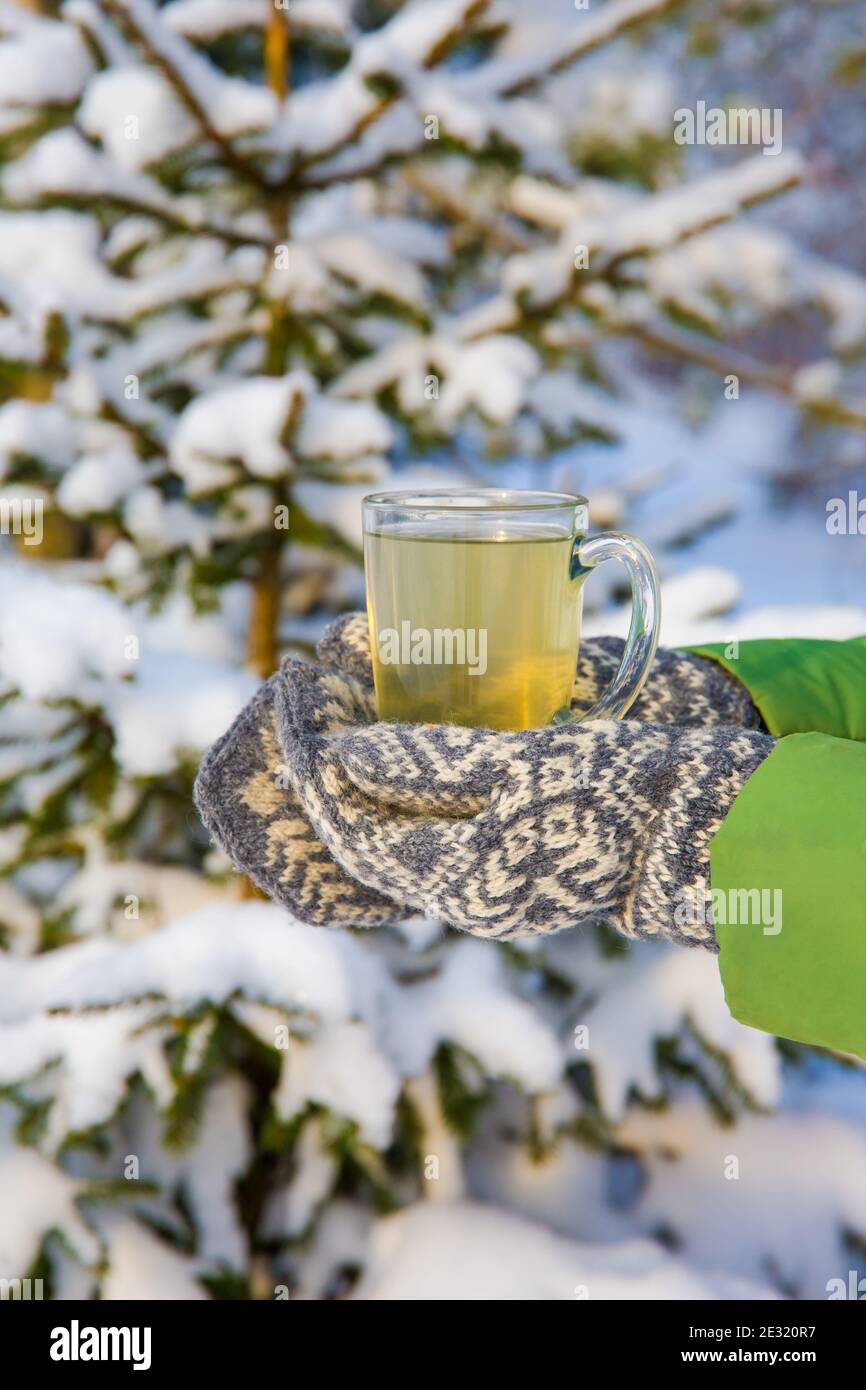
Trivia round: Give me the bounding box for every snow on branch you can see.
[501,152,805,313]
[329,149,866,437]
[0,5,94,111]
[169,373,393,495]
[164,0,354,44]
[2,129,272,251]
[299,0,691,188]
[163,0,273,39]
[269,0,490,168]
[463,0,691,98]
[101,0,276,186]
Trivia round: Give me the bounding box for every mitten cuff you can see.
[574,637,763,729]
[626,725,776,950]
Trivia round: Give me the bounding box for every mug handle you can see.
[554,531,661,724]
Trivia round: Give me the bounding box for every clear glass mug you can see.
[363,489,660,732]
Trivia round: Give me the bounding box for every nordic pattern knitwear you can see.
[195,621,775,949]
[320,613,764,729]
[193,672,405,926]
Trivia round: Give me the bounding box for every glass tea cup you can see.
[363,488,660,731]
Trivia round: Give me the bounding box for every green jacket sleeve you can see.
[684,636,866,1059]
[687,634,866,741]
[709,733,866,1060]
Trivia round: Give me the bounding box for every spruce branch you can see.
[488,153,806,326]
[340,151,866,436]
[102,0,270,192]
[489,0,693,97]
[619,320,866,433]
[16,189,272,253]
[97,398,166,459]
[402,165,530,254]
[285,0,491,184]
[299,0,688,190]
[117,316,269,383]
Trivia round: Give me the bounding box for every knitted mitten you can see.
[270,658,775,948]
[193,670,409,927]
[318,613,762,728]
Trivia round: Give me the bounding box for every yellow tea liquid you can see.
[364,521,583,731]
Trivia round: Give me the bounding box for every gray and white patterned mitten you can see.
[268,658,775,949]
[194,670,408,927]
[318,613,763,728]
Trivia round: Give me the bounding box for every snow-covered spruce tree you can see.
[1,0,865,1300]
